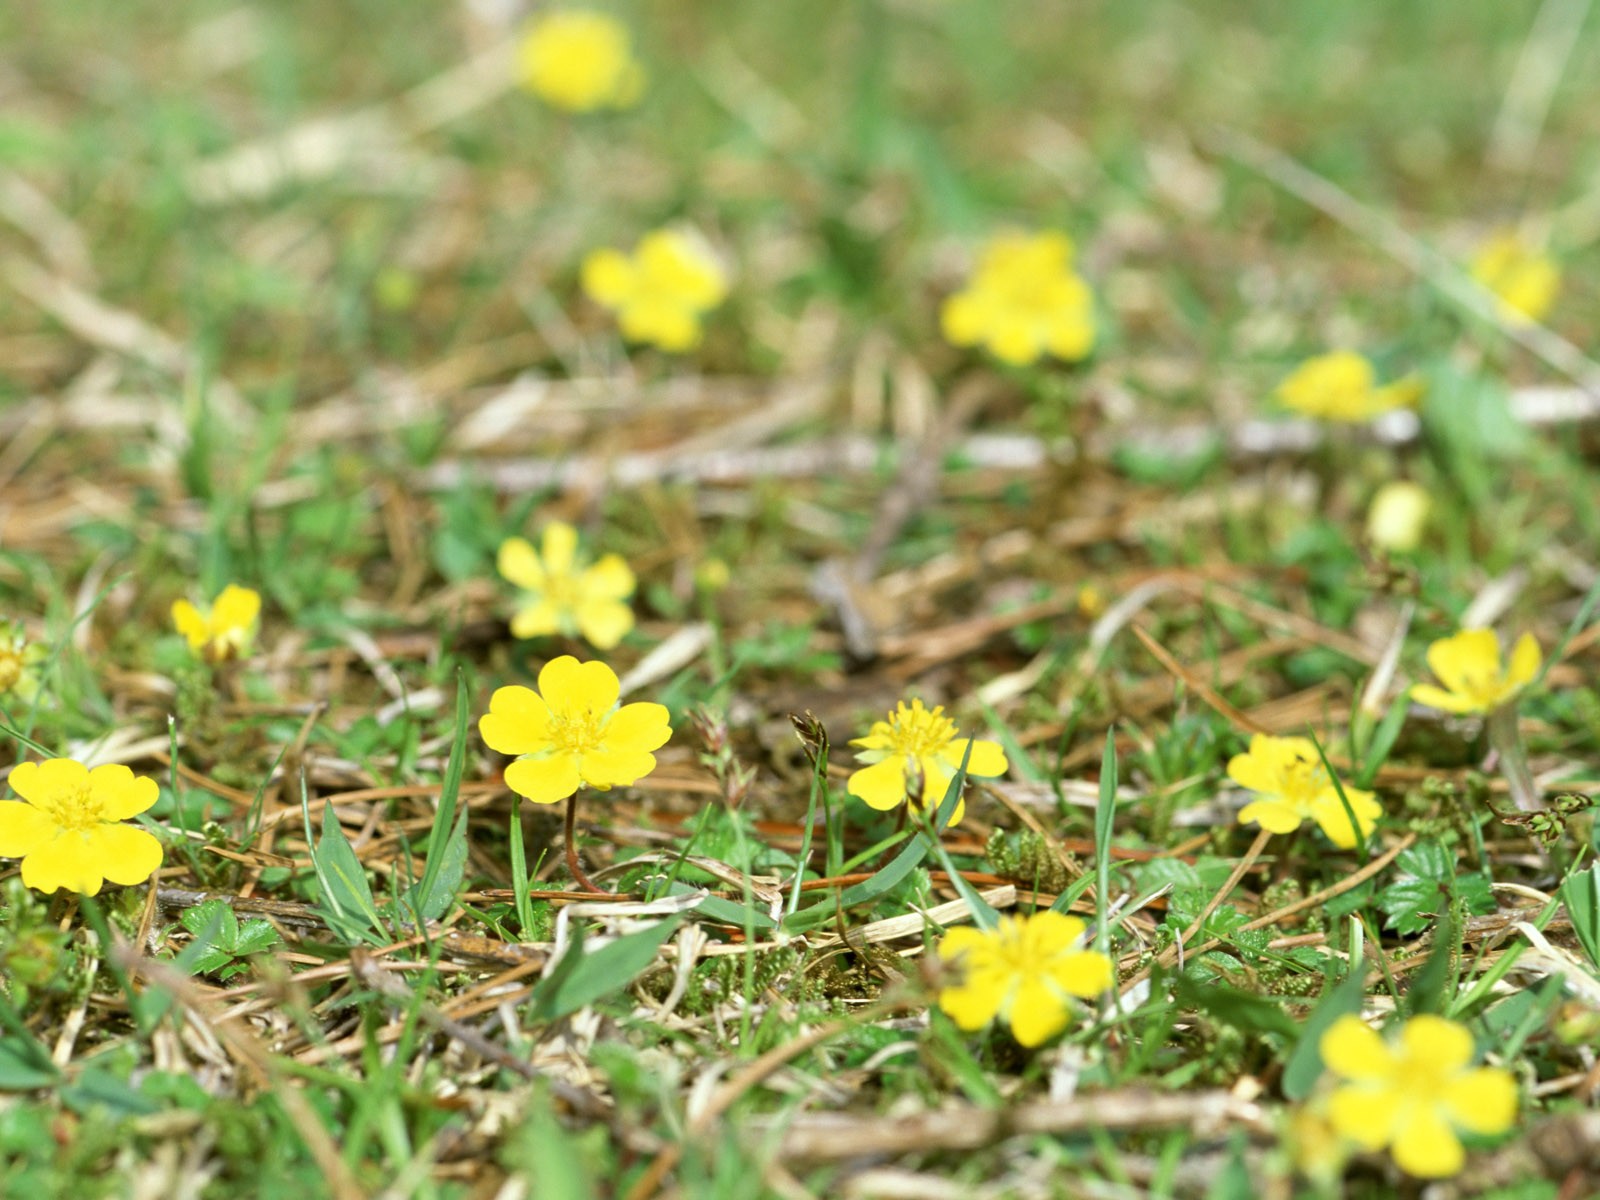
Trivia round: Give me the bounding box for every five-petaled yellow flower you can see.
[517,9,644,113]
[480,656,670,804]
[0,759,163,896]
[940,231,1095,366]
[1411,628,1540,716]
[847,699,1007,827]
[1470,231,1558,325]
[0,620,47,704]
[938,912,1113,1047]
[498,522,636,650]
[1228,734,1380,849]
[581,228,730,352]
[1320,1013,1516,1178]
[1275,351,1424,422]
[171,584,261,662]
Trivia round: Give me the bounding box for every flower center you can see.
[1280,753,1329,808]
[884,703,957,758]
[35,784,102,833]
[543,570,581,610]
[549,706,606,756]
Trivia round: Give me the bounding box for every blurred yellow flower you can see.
[0,759,163,896]
[0,620,47,704]
[1365,481,1431,553]
[1320,1013,1516,1178]
[938,911,1112,1047]
[1470,231,1558,325]
[498,522,635,650]
[1227,734,1380,849]
[940,231,1096,366]
[1411,628,1540,715]
[517,9,644,113]
[172,584,261,662]
[1275,351,1423,422]
[581,229,730,352]
[847,699,1007,827]
[479,656,671,804]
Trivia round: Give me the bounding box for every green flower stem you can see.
[563,793,608,895]
[1486,703,1544,813]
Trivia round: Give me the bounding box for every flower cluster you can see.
[1318,1013,1516,1177]
[847,699,1008,827]
[0,620,46,704]
[581,228,730,351]
[1228,734,1380,848]
[940,231,1096,366]
[517,9,644,113]
[937,911,1113,1047]
[0,759,163,896]
[1275,351,1423,422]
[172,584,261,662]
[498,521,636,650]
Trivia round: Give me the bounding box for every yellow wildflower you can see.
[938,911,1113,1047]
[847,699,1007,827]
[0,759,163,896]
[1320,1013,1516,1178]
[498,522,636,650]
[1470,231,1558,325]
[1365,481,1431,553]
[940,231,1096,366]
[1275,351,1424,422]
[581,228,729,352]
[517,9,644,113]
[1410,628,1540,716]
[1227,734,1380,849]
[0,620,47,704]
[479,656,670,805]
[171,584,261,662]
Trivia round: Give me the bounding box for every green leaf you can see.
[1560,863,1600,968]
[0,1037,58,1090]
[1173,973,1299,1041]
[1282,959,1368,1100]
[527,916,685,1024]
[304,785,387,946]
[1376,842,1493,935]
[408,675,471,926]
[181,899,240,949]
[1356,689,1412,788]
[231,919,283,957]
[1088,730,1117,945]
[1406,908,1457,1016]
[403,812,468,924]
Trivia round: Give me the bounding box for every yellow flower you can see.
[517,9,644,113]
[847,699,1007,827]
[1470,231,1558,325]
[940,231,1096,366]
[498,522,636,650]
[581,229,729,352]
[0,620,47,704]
[1227,734,1380,849]
[1275,351,1424,422]
[1365,481,1431,553]
[938,911,1113,1047]
[1320,1013,1516,1178]
[171,584,261,662]
[0,759,163,896]
[1410,628,1540,715]
[479,656,670,804]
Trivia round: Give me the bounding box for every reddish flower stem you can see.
[563,793,609,895]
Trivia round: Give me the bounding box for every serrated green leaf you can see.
[231,920,283,957]
[180,900,239,949]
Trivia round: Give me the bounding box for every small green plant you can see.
[176,900,283,981]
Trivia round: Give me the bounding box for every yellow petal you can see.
[1237,798,1304,835]
[171,599,209,649]
[1326,1083,1397,1150]
[1400,1015,1474,1073]
[937,925,991,963]
[85,823,164,887]
[9,758,88,805]
[0,801,56,857]
[937,738,1008,779]
[575,599,634,650]
[1504,632,1541,694]
[603,702,672,754]
[1045,311,1094,361]
[479,686,552,756]
[582,554,636,601]
[848,757,907,811]
[540,522,579,578]
[21,831,104,896]
[578,747,656,789]
[938,979,1008,1032]
[88,764,159,820]
[510,600,564,640]
[581,248,637,309]
[939,292,986,346]
[1006,975,1071,1047]
[504,754,581,804]
[212,585,261,631]
[1426,629,1499,698]
[537,656,619,714]
[988,322,1043,367]
[1407,683,1478,715]
[1319,1015,1393,1082]
[1308,786,1380,848]
[1023,911,1088,955]
[1391,1106,1464,1178]
[1052,949,1114,998]
[1442,1067,1517,1135]
[497,537,545,590]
